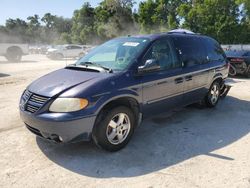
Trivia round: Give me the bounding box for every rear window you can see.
[203,37,225,62]
[172,36,207,66]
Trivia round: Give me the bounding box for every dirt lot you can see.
[0,54,250,188]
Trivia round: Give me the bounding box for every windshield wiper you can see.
[80,62,113,73]
[65,64,100,72]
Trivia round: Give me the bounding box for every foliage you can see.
[177,0,247,43]
[0,0,250,44]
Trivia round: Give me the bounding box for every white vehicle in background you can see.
[0,43,29,62]
[46,44,86,60]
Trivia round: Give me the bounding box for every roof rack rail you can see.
[168,29,196,34]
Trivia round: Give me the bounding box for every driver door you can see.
[140,38,184,116]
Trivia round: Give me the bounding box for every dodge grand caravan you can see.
[20,31,230,151]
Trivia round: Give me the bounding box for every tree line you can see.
[0,0,249,44]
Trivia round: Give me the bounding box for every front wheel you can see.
[92,106,136,152]
[205,81,221,108]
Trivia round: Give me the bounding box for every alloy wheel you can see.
[106,113,131,145]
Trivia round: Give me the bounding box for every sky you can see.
[0,0,142,25]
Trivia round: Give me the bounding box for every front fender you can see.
[93,88,142,115]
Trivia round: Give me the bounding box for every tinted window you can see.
[172,36,207,67]
[204,37,225,61]
[142,38,180,71]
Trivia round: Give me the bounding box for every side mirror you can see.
[138,59,160,73]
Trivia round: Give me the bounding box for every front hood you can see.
[28,68,102,97]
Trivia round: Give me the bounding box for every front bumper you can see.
[20,110,96,143]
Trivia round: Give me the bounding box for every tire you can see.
[228,63,237,77]
[92,106,136,152]
[205,81,221,108]
[6,47,22,62]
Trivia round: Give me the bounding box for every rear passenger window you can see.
[204,37,225,62]
[172,36,207,67]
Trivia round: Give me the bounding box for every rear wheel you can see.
[92,106,136,152]
[205,81,221,108]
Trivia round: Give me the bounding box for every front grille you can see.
[23,90,32,101]
[26,104,40,113]
[29,94,48,104]
[21,90,49,113]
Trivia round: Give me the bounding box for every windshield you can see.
[76,37,150,71]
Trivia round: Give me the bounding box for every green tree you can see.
[178,0,247,43]
[41,13,56,29]
[94,0,136,41]
[138,0,157,33]
[27,15,41,43]
[71,2,95,44]
[5,18,29,42]
[138,0,185,33]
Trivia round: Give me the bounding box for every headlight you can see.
[49,98,88,112]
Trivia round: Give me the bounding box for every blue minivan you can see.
[20,31,230,151]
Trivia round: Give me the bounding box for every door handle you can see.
[185,75,192,81]
[175,77,183,84]
[157,80,168,85]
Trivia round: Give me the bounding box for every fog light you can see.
[59,136,63,142]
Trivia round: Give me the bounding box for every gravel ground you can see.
[0,54,250,188]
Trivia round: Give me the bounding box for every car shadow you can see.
[36,96,250,178]
[0,73,10,77]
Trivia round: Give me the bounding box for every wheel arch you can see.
[95,96,141,128]
[7,46,23,54]
[211,74,223,86]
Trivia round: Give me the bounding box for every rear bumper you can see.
[220,78,234,98]
[20,110,96,143]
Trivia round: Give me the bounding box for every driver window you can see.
[142,39,178,71]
